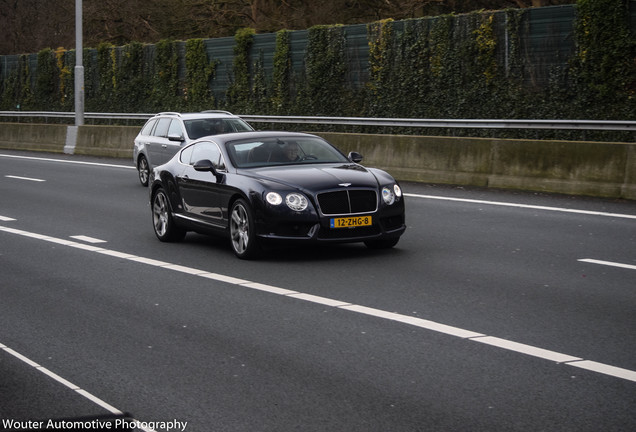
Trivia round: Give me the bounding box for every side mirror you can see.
[168,133,184,142]
[348,151,363,163]
[193,159,223,182]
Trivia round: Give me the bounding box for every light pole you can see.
[75,0,84,126]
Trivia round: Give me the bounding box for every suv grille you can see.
[317,190,377,215]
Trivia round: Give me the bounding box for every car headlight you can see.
[285,193,308,211]
[382,184,402,205]
[382,187,395,205]
[266,192,283,205]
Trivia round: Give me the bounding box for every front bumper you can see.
[255,207,406,244]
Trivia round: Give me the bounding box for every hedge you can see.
[1,1,634,141]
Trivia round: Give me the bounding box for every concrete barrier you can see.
[0,123,634,200]
[0,123,69,153]
[73,125,139,158]
[318,132,636,200]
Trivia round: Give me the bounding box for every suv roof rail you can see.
[201,110,233,115]
[156,112,182,117]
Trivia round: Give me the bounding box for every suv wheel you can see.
[138,155,150,187]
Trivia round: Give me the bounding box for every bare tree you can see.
[0,0,576,55]
[0,0,74,54]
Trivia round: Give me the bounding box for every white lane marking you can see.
[129,256,171,267]
[1,223,635,383]
[1,345,122,414]
[5,175,46,182]
[199,272,250,285]
[405,193,636,220]
[567,360,636,382]
[2,346,40,368]
[0,215,16,221]
[98,250,137,259]
[288,293,351,307]
[163,264,210,275]
[470,336,582,363]
[340,304,484,338]
[71,235,107,244]
[0,153,134,170]
[2,344,158,432]
[578,259,636,271]
[240,282,298,296]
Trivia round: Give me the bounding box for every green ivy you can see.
[185,38,216,111]
[271,30,292,114]
[35,48,58,109]
[0,2,634,141]
[2,55,34,110]
[58,48,74,110]
[151,39,181,111]
[298,25,350,117]
[366,19,395,117]
[572,0,636,120]
[226,28,255,113]
[117,42,149,111]
[92,43,117,111]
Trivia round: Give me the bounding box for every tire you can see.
[229,199,261,259]
[138,155,150,187]
[152,188,186,242]
[364,237,399,250]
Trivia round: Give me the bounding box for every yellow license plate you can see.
[330,216,372,228]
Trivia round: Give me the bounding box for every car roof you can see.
[197,131,319,144]
[152,111,241,120]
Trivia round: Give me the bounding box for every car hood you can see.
[244,163,380,191]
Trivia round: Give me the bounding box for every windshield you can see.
[185,118,253,139]
[227,136,349,168]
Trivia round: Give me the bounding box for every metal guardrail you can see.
[240,115,636,131]
[0,111,153,121]
[1,111,636,131]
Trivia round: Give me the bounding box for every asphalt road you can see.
[1,150,635,432]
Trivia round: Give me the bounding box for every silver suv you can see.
[133,111,253,186]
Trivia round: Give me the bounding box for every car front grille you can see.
[317,189,377,216]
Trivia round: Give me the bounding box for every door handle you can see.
[162,144,168,149]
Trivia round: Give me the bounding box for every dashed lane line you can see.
[0,343,152,430]
[0,153,135,169]
[1,222,635,383]
[5,175,46,182]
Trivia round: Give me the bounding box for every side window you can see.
[180,145,194,165]
[140,119,156,136]
[190,142,226,171]
[168,120,183,138]
[153,118,171,137]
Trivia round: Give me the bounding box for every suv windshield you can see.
[227,137,349,168]
[185,118,252,139]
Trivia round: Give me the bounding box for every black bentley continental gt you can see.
[149,131,406,259]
